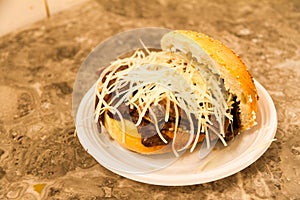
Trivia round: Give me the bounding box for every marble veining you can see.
[0,0,299,199]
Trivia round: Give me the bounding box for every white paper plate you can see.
[75,79,277,186]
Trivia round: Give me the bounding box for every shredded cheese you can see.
[94,48,233,156]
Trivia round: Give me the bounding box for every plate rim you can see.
[75,79,277,186]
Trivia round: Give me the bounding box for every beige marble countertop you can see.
[0,0,299,199]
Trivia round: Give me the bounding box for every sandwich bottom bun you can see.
[103,112,206,154]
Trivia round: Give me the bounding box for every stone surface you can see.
[0,0,299,199]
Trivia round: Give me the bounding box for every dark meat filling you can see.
[138,99,241,147]
[96,91,241,147]
[225,96,241,141]
[95,64,241,147]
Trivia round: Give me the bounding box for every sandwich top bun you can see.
[95,30,258,155]
[161,30,258,130]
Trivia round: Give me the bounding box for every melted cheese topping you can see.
[95,48,234,155]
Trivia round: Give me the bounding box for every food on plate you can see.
[93,30,258,155]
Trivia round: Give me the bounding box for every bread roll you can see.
[94,30,258,155]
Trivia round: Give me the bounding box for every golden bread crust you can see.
[103,113,165,154]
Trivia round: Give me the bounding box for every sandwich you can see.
[93,30,258,156]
